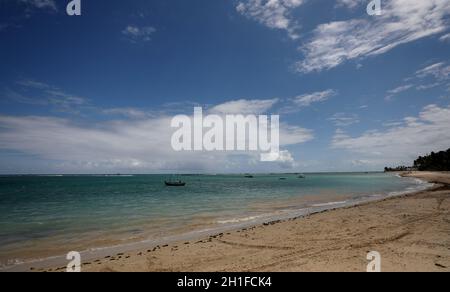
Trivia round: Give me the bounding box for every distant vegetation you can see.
[413,149,450,171]
[384,166,413,172]
[385,148,450,172]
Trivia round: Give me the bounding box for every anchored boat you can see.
[165,181,186,187]
[165,175,186,187]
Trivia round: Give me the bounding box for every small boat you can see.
[165,181,186,187]
[165,174,186,187]
[244,174,254,178]
[279,177,287,180]
[298,174,306,179]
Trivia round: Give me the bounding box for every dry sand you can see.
[48,172,450,272]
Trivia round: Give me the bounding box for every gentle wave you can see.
[217,215,264,224]
[311,201,348,207]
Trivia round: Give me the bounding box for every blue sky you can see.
[0,0,449,174]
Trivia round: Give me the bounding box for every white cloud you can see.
[291,89,336,107]
[416,83,440,91]
[385,84,413,100]
[331,104,450,167]
[410,62,450,92]
[0,100,313,173]
[336,0,364,9]
[328,113,360,127]
[382,120,403,127]
[274,150,296,168]
[415,62,450,81]
[209,98,278,115]
[236,0,304,39]
[382,61,450,100]
[122,25,156,43]
[102,108,149,119]
[440,33,450,42]
[387,84,413,95]
[279,123,313,145]
[296,0,450,73]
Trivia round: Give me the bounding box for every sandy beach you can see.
[36,172,449,272]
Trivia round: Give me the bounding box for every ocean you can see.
[0,172,432,269]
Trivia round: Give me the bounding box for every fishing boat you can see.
[165,175,186,187]
[165,181,186,187]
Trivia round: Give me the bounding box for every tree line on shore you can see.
[385,148,450,172]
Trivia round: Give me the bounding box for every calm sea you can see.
[0,172,432,268]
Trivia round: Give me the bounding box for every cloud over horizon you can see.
[332,103,450,167]
[0,97,313,173]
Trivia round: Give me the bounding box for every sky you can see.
[0,0,449,174]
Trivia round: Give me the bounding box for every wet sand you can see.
[37,172,450,272]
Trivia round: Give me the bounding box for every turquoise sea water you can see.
[0,173,431,267]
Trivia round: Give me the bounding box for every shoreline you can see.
[2,171,447,272]
[80,171,450,272]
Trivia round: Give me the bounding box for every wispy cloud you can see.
[236,0,304,39]
[2,88,47,106]
[0,1,57,32]
[385,84,413,101]
[416,83,440,91]
[387,84,414,95]
[122,25,156,43]
[382,61,450,100]
[415,62,450,81]
[412,61,450,91]
[19,0,58,12]
[102,108,151,119]
[440,33,450,42]
[4,79,89,114]
[291,89,337,107]
[328,113,360,127]
[209,98,279,115]
[17,79,53,90]
[296,0,450,73]
[336,0,364,9]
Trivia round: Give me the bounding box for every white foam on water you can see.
[312,201,348,207]
[217,215,264,224]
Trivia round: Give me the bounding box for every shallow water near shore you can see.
[0,172,433,270]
